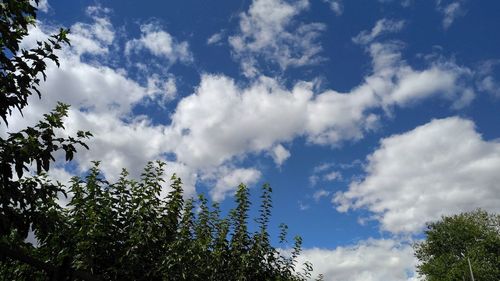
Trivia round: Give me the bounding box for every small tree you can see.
[414,210,500,281]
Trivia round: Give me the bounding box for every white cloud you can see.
[478,76,500,97]
[271,144,291,166]
[352,19,405,45]
[380,1,464,29]
[10,10,198,199]
[324,171,341,181]
[476,60,500,97]
[296,239,419,281]
[437,0,466,29]
[163,161,197,199]
[68,6,115,56]
[14,11,279,202]
[322,0,343,16]
[31,0,50,12]
[207,31,224,45]
[313,189,330,201]
[334,117,500,234]
[164,29,474,175]
[125,23,192,63]
[10,9,478,204]
[229,0,325,76]
[313,163,333,173]
[146,74,178,102]
[309,175,320,186]
[164,75,312,169]
[210,168,262,202]
[309,162,344,187]
[384,61,474,109]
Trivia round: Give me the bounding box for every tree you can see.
[0,0,92,238]
[1,162,317,281]
[0,1,92,279]
[414,210,500,281]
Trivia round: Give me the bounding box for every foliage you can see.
[0,0,68,125]
[1,162,315,281]
[0,0,92,240]
[414,210,500,281]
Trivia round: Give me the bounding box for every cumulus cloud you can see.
[125,23,192,63]
[11,9,477,204]
[229,0,325,76]
[67,6,115,56]
[10,8,198,199]
[334,117,500,234]
[164,75,312,169]
[163,21,474,175]
[296,239,419,281]
[352,19,405,45]
[271,144,291,166]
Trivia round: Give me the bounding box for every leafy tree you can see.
[0,0,91,279]
[414,210,500,281]
[1,161,317,281]
[0,0,91,239]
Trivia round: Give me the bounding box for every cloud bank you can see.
[335,117,500,234]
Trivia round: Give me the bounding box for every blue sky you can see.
[12,0,500,280]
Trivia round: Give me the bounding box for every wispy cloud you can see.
[436,0,467,29]
[352,18,405,45]
[207,31,225,45]
[322,0,343,16]
[313,189,331,202]
[229,0,325,76]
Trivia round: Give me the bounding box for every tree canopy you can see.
[1,162,316,280]
[414,210,500,281]
[0,0,92,239]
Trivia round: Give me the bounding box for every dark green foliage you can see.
[0,0,91,240]
[0,0,70,125]
[1,162,315,280]
[0,0,92,278]
[414,210,500,281]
